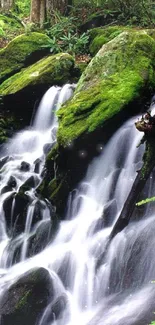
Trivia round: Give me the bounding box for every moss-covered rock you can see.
[0,268,54,325]
[57,30,155,146]
[0,53,75,95]
[89,26,131,55]
[0,32,51,83]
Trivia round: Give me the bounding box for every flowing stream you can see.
[0,86,155,325]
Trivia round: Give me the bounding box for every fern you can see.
[136,197,155,206]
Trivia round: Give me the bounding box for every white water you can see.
[0,90,155,325]
[0,84,74,270]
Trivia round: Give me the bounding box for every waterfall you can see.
[0,91,155,325]
[0,84,74,270]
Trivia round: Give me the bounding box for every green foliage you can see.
[0,13,23,41]
[45,31,89,55]
[149,322,155,325]
[0,26,5,38]
[136,196,155,206]
[60,32,89,54]
[47,12,77,37]
[71,0,155,27]
[14,0,31,17]
[45,12,89,55]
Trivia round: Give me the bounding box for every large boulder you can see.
[57,30,155,146]
[39,29,155,217]
[89,25,129,56]
[0,267,54,325]
[0,32,51,83]
[0,53,74,95]
[0,53,75,126]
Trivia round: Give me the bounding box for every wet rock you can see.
[3,192,30,235]
[51,295,67,319]
[0,156,9,169]
[32,200,45,222]
[7,175,17,188]
[34,158,42,174]
[102,199,117,227]
[46,200,56,219]
[20,161,30,172]
[44,295,67,324]
[43,143,53,155]
[51,126,57,140]
[56,252,76,289]
[1,176,17,194]
[28,219,53,257]
[40,167,47,178]
[0,267,54,325]
[19,176,39,192]
[1,185,13,195]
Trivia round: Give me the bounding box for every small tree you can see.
[30,0,46,27]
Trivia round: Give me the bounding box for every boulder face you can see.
[0,53,75,95]
[39,30,155,217]
[89,25,130,56]
[57,30,155,147]
[0,32,51,84]
[0,267,54,325]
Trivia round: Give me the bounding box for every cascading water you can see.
[0,83,75,270]
[0,91,155,325]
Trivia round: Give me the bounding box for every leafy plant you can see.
[60,32,89,54]
[46,12,77,39]
[136,196,155,207]
[43,37,62,54]
[46,31,89,55]
[45,12,89,55]
[14,0,31,17]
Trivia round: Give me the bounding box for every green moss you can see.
[46,144,59,162]
[48,178,63,200]
[57,30,155,146]
[0,32,51,83]
[74,62,89,76]
[15,290,31,310]
[140,138,155,180]
[89,26,132,55]
[0,53,74,95]
[0,13,23,37]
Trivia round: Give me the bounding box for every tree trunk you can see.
[30,0,40,24]
[40,0,46,27]
[1,0,14,10]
